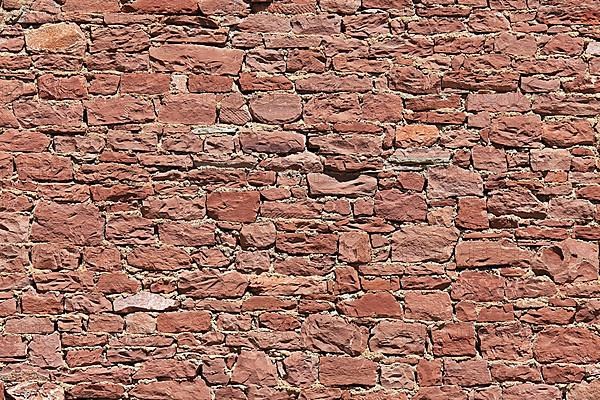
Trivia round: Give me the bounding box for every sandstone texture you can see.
[0,0,599,399]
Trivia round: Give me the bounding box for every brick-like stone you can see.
[206,191,260,223]
[319,356,377,386]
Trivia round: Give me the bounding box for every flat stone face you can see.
[112,292,177,313]
[25,23,86,54]
[392,225,459,263]
[8,0,600,398]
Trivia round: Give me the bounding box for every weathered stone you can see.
[392,225,459,263]
[488,188,547,219]
[239,130,305,154]
[307,173,377,197]
[456,240,532,268]
[370,321,427,355]
[249,93,303,124]
[150,44,244,75]
[374,190,427,222]
[31,202,103,245]
[231,350,278,386]
[533,239,598,284]
[276,233,338,255]
[432,323,476,356]
[157,311,211,333]
[25,23,86,54]
[319,356,377,386]
[240,221,276,249]
[568,380,600,400]
[338,292,402,318]
[127,246,191,271]
[206,191,260,223]
[113,292,176,313]
[534,327,600,363]
[338,231,371,263]
[428,165,483,198]
[301,314,367,356]
[395,124,440,147]
[490,114,542,147]
[179,271,248,298]
[130,381,211,400]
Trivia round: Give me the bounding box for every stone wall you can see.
[0,0,599,399]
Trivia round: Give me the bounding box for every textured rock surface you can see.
[0,0,599,398]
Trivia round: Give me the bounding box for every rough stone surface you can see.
[112,292,176,313]
[1,1,598,397]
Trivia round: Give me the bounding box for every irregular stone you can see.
[304,93,361,124]
[239,130,305,154]
[568,380,600,400]
[404,292,453,321]
[381,363,416,390]
[113,292,176,313]
[31,202,103,245]
[231,350,278,386]
[548,197,595,221]
[319,356,377,386]
[206,191,260,223]
[320,0,360,13]
[13,100,83,127]
[86,96,155,126]
[488,188,546,219]
[157,94,217,125]
[249,93,302,124]
[157,311,211,333]
[374,190,427,222]
[428,165,483,198]
[444,359,491,387]
[130,381,211,400]
[133,359,198,380]
[127,246,191,271]
[29,333,63,368]
[338,231,371,264]
[534,327,600,364]
[432,323,476,356]
[301,314,367,356]
[479,323,533,361]
[307,173,377,197]
[283,352,318,387]
[395,124,440,147]
[150,44,244,75]
[503,384,561,400]
[542,119,595,147]
[179,271,249,298]
[533,239,599,284]
[338,292,402,318]
[455,240,531,268]
[530,148,571,171]
[15,153,72,182]
[240,221,276,249]
[392,225,459,263]
[489,114,542,147]
[127,0,198,13]
[369,321,427,355]
[25,23,86,54]
[68,383,124,400]
[0,213,29,243]
[276,233,338,255]
[38,74,87,100]
[466,92,530,112]
[456,197,489,230]
[452,271,505,302]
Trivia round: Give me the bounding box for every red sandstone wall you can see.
[0,0,599,398]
